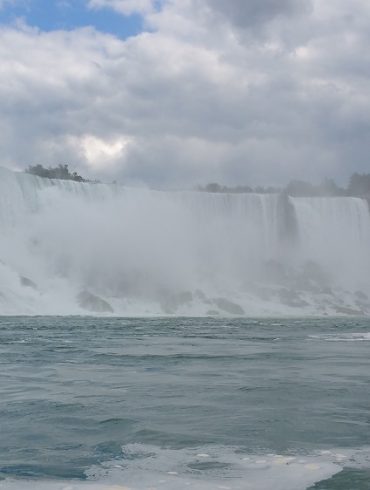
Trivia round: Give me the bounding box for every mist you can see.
[0,166,370,316]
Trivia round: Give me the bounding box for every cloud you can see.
[87,0,158,16]
[204,0,311,29]
[77,134,132,169]
[0,0,369,187]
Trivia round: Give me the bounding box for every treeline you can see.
[25,164,370,197]
[198,174,370,197]
[25,164,87,182]
[197,183,281,194]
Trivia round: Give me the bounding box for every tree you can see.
[318,178,345,196]
[348,173,370,196]
[25,164,87,182]
[285,180,317,197]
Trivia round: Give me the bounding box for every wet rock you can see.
[354,291,370,311]
[213,298,245,315]
[278,288,309,308]
[355,290,368,301]
[161,291,193,314]
[263,260,290,284]
[334,305,364,316]
[302,261,329,286]
[255,287,274,301]
[77,290,114,313]
[194,289,206,301]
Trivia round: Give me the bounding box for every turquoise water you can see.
[1,317,370,489]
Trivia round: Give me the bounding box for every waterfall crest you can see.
[1,167,370,316]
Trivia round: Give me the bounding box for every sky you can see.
[0,0,369,188]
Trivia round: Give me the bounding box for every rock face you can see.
[213,298,245,315]
[77,291,114,313]
[278,288,309,308]
[160,291,193,314]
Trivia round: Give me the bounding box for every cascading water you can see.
[0,166,370,316]
[292,197,370,289]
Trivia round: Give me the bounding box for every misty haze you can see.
[1,1,370,490]
[1,166,370,316]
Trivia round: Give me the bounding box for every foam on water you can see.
[2,445,370,490]
[309,332,370,342]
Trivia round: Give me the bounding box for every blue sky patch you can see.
[0,0,144,38]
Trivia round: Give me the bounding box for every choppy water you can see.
[1,317,370,489]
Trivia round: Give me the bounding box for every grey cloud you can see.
[204,0,312,29]
[0,0,369,188]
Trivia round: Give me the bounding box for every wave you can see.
[3,444,370,490]
[309,332,370,342]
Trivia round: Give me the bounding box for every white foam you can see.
[309,332,370,342]
[2,445,370,490]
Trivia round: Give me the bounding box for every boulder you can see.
[213,298,245,315]
[160,291,193,314]
[77,290,114,313]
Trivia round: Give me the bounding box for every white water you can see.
[1,167,370,316]
[2,445,370,490]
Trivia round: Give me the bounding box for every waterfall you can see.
[291,197,370,280]
[1,167,370,316]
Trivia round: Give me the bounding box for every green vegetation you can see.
[25,164,370,198]
[198,183,280,194]
[25,164,87,182]
[285,178,345,197]
[198,174,370,197]
[348,173,370,197]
